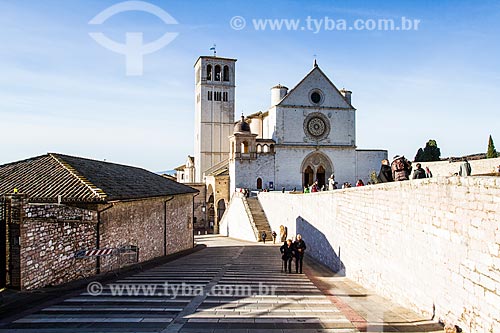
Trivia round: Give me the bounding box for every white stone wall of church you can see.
[218,193,256,242]
[258,177,500,333]
[230,154,276,192]
[355,150,388,184]
[274,147,358,190]
[279,68,351,109]
[276,106,355,146]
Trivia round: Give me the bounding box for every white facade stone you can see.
[193,56,236,182]
[228,62,387,192]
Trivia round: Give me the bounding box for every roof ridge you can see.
[49,153,107,200]
[204,158,229,175]
[277,65,355,109]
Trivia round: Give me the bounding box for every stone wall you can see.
[257,177,500,332]
[99,194,194,265]
[184,183,208,234]
[5,193,194,290]
[219,193,256,242]
[20,204,97,290]
[420,157,500,177]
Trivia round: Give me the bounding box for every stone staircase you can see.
[242,196,273,242]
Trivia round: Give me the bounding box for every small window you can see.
[208,91,212,100]
[214,65,221,81]
[223,65,229,81]
[241,141,249,153]
[206,65,212,80]
[223,92,228,102]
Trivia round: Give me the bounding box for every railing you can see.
[234,152,257,160]
[73,245,140,278]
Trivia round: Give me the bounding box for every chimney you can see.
[340,89,352,105]
[271,84,288,106]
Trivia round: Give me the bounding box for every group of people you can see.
[279,234,307,274]
[378,155,434,183]
[260,230,308,274]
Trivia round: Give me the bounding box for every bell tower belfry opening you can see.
[194,56,237,182]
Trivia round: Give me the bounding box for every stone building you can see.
[0,153,197,290]
[176,55,387,231]
[229,61,387,192]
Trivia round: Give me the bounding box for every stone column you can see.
[3,193,28,289]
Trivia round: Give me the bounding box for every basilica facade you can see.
[176,55,387,232]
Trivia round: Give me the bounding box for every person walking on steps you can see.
[272,231,277,244]
[261,231,267,244]
[294,234,307,274]
[280,239,295,273]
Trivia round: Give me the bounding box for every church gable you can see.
[278,65,353,109]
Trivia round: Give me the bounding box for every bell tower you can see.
[194,56,237,182]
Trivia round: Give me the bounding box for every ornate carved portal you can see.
[301,152,333,189]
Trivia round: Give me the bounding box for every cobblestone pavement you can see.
[0,235,443,332]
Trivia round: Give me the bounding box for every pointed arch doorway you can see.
[301,152,333,189]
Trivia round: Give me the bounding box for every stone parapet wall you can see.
[257,176,500,332]
[21,204,97,290]
[420,157,500,177]
[5,193,194,291]
[99,194,194,266]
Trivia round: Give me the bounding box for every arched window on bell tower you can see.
[206,64,212,81]
[223,65,229,81]
[241,141,249,153]
[214,65,221,81]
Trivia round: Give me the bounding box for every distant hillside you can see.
[442,153,487,162]
[156,169,176,176]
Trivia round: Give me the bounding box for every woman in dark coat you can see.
[280,239,295,274]
[378,159,393,183]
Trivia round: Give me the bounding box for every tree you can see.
[414,139,441,162]
[487,135,498,158]
[414,148,424,162]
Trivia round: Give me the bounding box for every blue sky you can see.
[1,0,499,171]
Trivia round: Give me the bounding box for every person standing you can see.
[280,239,295,274]
[327,174,337,190]
[261,231,267,244]
[412,163,426,179]
[378,159,393,183]
[271,231,277,244]
[294,234,307,274]
[459,158,472,177]
[391,155,412,181]
[356,179,364,187]
[425,167,433,178]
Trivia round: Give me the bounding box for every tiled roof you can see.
[205,159,229,177]
[0,153,197,203]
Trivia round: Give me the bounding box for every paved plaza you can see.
[0,236,444,332]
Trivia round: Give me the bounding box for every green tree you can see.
[414,148,424,162]
[414,140,441,162]
[487,135,498,158]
